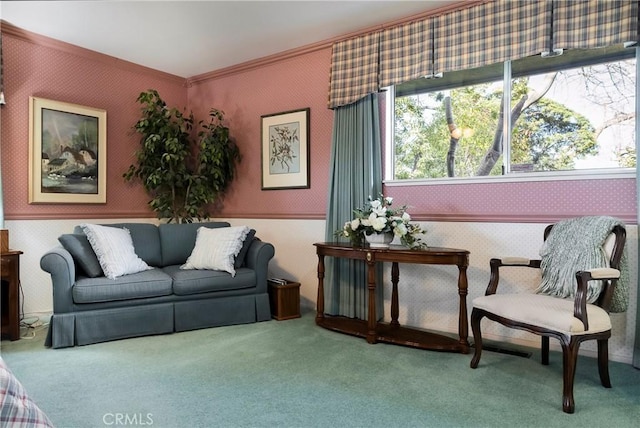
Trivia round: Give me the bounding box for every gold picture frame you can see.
[261,108,310,190]
[29,97,107,204]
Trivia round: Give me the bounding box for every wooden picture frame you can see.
[261,108,310,190]
[28,97,107,204]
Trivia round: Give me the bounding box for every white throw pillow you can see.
[80,224,151,280]
[181,226,250,277]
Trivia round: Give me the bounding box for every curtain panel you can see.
[327,0,639,109]
[324,94,383,318]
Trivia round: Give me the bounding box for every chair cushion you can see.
[473,294,611,335]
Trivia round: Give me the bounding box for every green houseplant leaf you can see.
[124,90,241,223]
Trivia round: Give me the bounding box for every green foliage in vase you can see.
[123,90,241,223]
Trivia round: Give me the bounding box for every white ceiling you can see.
[1,0,457,78]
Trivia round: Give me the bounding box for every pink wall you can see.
[187,49,636,224]
[1,27,186,220]
[2,23,636,223]
[187,49,334,219]
[389,179,636,223]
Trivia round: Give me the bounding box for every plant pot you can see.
[365,232,394,248]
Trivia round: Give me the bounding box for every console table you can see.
[1,250,22,341]
[313,243,470,353]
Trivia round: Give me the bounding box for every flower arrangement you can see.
[336,194,427,248]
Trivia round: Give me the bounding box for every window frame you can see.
[385,47,638,185]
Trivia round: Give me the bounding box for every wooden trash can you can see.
[268,279,301,320]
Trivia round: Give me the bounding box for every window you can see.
[389,46,637,181]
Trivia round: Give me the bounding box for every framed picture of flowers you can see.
[260,108,310,190]
[28,96,107,204]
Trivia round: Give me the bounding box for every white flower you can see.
[373,206,387,216]
[369,200,387,216]
[369,213,387,231]
[394,222,408,236]
[336,193,426,249]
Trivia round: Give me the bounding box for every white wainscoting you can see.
[5,218,637,363]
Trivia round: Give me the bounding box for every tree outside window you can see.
[391,47,636,181]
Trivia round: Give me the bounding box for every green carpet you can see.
[1,310,639,427]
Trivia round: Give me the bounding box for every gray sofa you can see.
[40,222,275,348]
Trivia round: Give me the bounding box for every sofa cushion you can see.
[181,226,250,277]
[159,222,230,266]
[81,224,151,280]
[163,265,256,296]
[58,234,104,278]
[73,269,173,304]
[74,223,162,267]
[234,229,256,269]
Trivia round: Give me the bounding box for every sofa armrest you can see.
[40,247,76,313]
[245,239,275,294]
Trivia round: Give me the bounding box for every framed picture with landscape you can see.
[28,97,107,203]
[261,108,310,190]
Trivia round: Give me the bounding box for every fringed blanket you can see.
[537,216,628,313]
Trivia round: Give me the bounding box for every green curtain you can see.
[323,93,383,319]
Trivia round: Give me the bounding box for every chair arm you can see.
[573,268,621,330]
[40,247,76,314]
[245,239,275,294]
[485,257,542,295]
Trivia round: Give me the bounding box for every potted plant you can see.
[124,90,241,223]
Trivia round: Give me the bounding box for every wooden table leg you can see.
[457,265,470,350]
[390,262,400,327]
[366,252,377,344]
[315,254,325,324]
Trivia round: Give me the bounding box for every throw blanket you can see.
[537,216,629,313]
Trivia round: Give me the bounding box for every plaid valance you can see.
[328,32,380,109]
[379,19,434,89]
[553,0,639,49]
[327,0,639,109]
[434,0,550,74]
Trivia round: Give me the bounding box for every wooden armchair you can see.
[470,220,626,413]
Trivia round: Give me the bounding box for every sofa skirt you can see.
[45,293,272,348]
[174,293,271,332]
[45,303,174,348]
